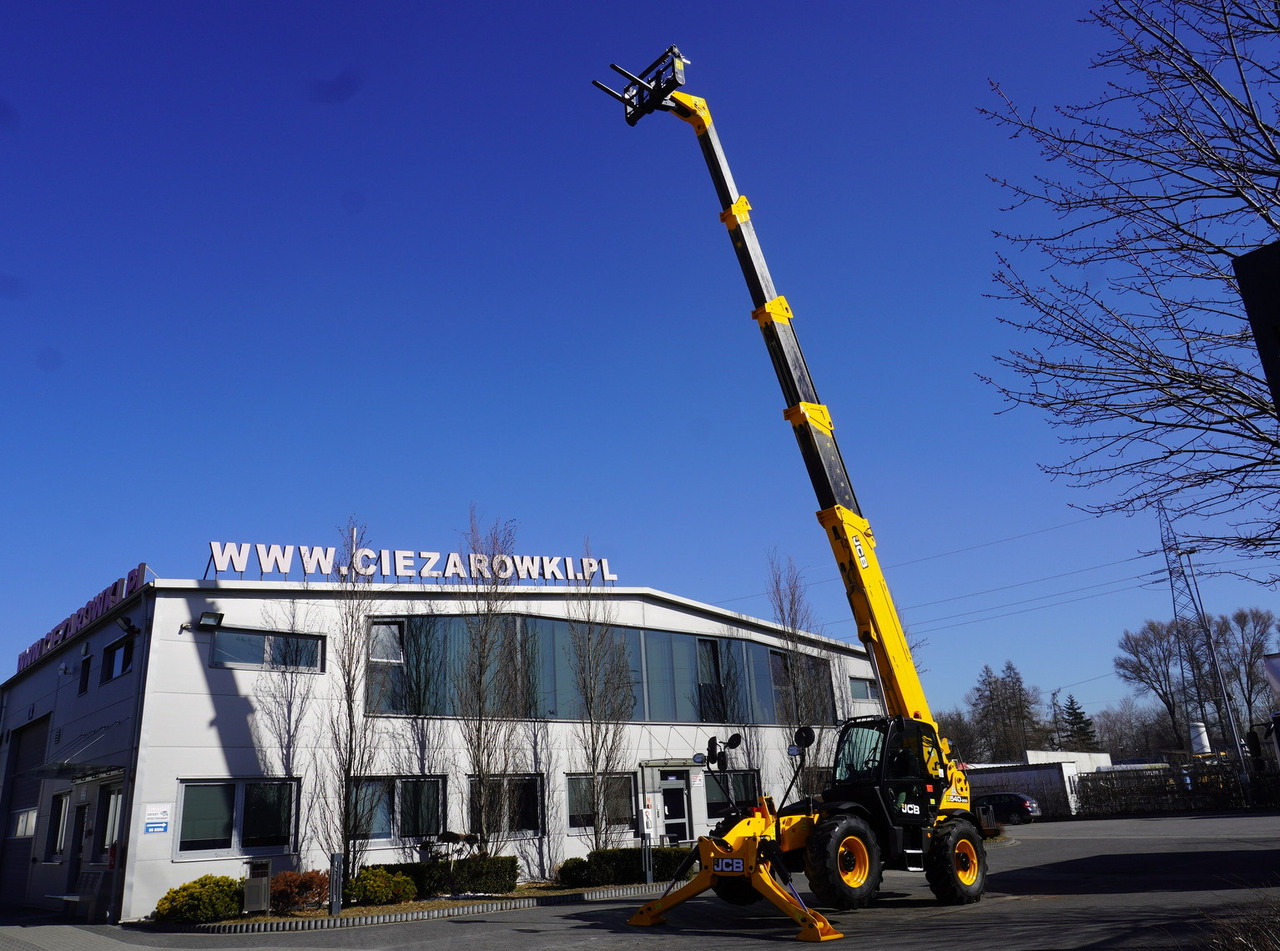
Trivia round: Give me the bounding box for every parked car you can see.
[975,792,1041,825]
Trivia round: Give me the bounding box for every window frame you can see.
[100,635,134,684]
[469,774,544,838]
[703,769,761,822]
[350,775,446,843]
[850,677,880,702]
[44,793,68,861]
[174,779,298,859]
[209,627,324,673]
[566,773,637,833]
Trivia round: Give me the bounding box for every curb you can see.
[180,882,669,934]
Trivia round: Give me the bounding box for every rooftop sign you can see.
[18,564,148,672]
[207,542,618,584]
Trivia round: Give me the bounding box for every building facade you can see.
[0,561,880,922]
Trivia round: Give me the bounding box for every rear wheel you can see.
[804,814,882,909]
[925,819,986,904]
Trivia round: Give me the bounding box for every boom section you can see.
[596,48,932,724]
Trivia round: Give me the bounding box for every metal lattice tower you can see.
[1157,504,1211,732]
[1156,505,1248,776]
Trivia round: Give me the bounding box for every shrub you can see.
[557,857,593,888]
[153,875,243,924]
[345,867,416,906]
[269,869,330,914]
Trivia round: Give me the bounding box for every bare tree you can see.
[1115,619,1188,749]
[766,550,836,795]
[1214,608,1277,733]
[386,606,452,859]
[983,0,1280,569]
[1093,697,1172,761]
[252,594,320,858]
[564,543,635,852]
[315,517,386,886]
[453,508,527,855]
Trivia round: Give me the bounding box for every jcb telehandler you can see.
[595,48,988,941]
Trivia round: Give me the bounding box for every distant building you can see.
[0,555,878,921]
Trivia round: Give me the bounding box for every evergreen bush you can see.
[345,867,416,905]
[152,875,243,924]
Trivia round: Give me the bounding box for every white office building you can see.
[0,545,880,922]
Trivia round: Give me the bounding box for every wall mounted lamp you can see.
[116,617,141,636]
[196,612,224,631]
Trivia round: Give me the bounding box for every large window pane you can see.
[180,784,234,851]
[212,630,266,666]
[243,782,292,848]
[567,774,635,830]
[644,631,698,722]
[271,635,320,670]
[401,780,441,838]
[369,622,403,662]
[353,780,393,840]
[704,770,759,821]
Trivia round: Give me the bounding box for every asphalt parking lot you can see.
[1,813,1276,951]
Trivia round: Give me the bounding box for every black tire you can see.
[708,815,764,906]
[925,819,987,905]
[711,874,764,905]
[1007,812,1023,826]
[804,814,882,909]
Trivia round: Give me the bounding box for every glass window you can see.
[850,677,879,701]
[567,774,636,831]
[100,637,134,683]
[697,639,727,722]
[704,770,760,821]
[469,775,543,835]
[179,784,234,852]
[45,794,68,859]
[178,780,298,855]
[644,631,698,722]
[211,629,323,671]
[243,782,292,848]
[369,622,403,662]
[400,779,442,838]
[9,808,37,838]
[352,780,394,840]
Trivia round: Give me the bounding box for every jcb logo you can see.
[901,803,921,815]
[713,857,745,873]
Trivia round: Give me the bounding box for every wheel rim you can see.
[837,836,870,889]
[954,837,979,887]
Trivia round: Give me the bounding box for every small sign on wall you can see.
[144,803,172,834]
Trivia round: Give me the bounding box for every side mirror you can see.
[725,733,742,750]
[794,726,815,750]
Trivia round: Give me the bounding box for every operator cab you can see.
[828,715,947,829]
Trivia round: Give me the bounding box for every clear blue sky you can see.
[3,1,1274,718]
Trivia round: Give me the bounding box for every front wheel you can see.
[804,814,882,909]
[924,819,987,904]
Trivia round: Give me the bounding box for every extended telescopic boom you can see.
[595,46,933,728]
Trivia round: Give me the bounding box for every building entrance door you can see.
[658,770,689,844]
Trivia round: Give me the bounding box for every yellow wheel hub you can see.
[838,836,870,888]
[954,837,979,886]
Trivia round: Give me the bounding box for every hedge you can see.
[557,846,693,887]
[369,855,519,896]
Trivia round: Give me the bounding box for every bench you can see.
[46,870,104,920]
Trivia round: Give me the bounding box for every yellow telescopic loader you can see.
[595,48,988,942]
